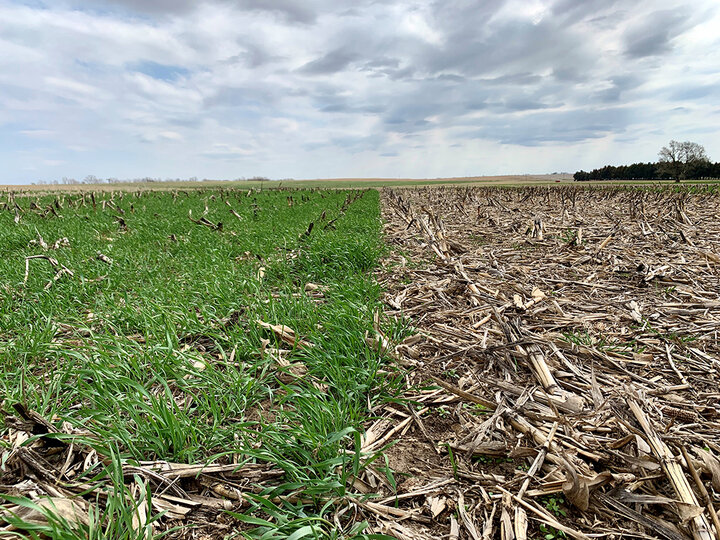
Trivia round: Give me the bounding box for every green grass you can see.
[0,188,399,538]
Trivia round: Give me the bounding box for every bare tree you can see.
[658,140,709,182]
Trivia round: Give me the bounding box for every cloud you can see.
[463,107,632,146]
[67,0,320,23]
[669,84,718,101]
[1,0,719,183]
[235,0,318,24]
[299,49,358,74]
[20,129,56,138]
[201,143,257,160]
[91,0,196,13]
[221,43,282,68]
[623,8,691,58]
[140,130,184,142]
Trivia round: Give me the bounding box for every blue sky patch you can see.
[130,61,190,81]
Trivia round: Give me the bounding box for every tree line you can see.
[574,140,718,182]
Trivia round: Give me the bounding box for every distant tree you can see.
[658,140,709,182]
[573,170,590,181]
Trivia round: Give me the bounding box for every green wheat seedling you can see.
[0,188,400,539]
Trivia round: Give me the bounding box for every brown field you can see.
[370,185,720,539]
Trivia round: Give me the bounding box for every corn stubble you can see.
[372,185,720,540]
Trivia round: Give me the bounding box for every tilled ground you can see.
[364,185,720,540]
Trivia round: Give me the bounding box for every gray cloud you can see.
[319,133,387,153]
[203,85,277,109]
[550,0,623,25]
[234,0,318,24]
[669,84,719,101]
[623,9,690,58]
[65,0,380,23]
[222,43,282,68]
[464,107,631,146]
[590,74,643,103]
[483,73,544,86]
[66,0,198,14]
[420,17,591,80]
[299,49,359,74]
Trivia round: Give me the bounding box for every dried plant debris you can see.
[0,404,282,537]
[370,185,720,540]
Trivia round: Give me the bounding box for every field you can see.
[2,184,720,539]
[3,175,572,194]
[377,185,720,539]
[0,188,404,538]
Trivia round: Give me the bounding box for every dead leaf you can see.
[560,458,589,511]
[2,497,89,530]
[531,288,546,302]
[696,447,720,491]
[702,251,720,264]
[427,495,447,518]
[257,320,312,348]
[130,482,153,536]
[674,502,705,524]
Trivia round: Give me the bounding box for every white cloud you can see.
[399,7,443,45]
[19,129,55,138]
[202,143,257,159]
[140,130,184,142]
[0,0,719,183]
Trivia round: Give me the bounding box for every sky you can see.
[1,0,719,184]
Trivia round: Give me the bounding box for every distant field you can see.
[5,174,720,194]
[2,174,573,193]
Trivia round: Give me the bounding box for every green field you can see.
[0,188,404,538]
